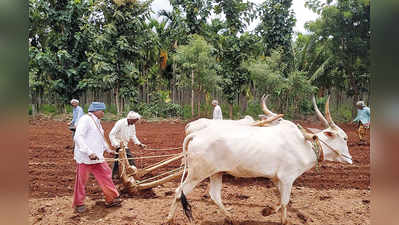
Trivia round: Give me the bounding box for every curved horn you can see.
[312,95,329,128]
[325,95,338,129]
[261,94,276,116]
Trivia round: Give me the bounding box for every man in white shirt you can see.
[109,111,147,179]
[72,102,121,213]
[212,100,223,120]
[68,99,84,142]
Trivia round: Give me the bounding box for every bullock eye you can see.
[344,137,348,141]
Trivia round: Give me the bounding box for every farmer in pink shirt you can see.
[72,102,121,213]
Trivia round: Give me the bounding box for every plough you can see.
[116,146,184,194]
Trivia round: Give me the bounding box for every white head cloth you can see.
[356,101,366,107]
[212,100,218,105]
[127,111,141,120]
[70,99,79,104]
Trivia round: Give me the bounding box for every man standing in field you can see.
[69,99,84,138]
[73,102,121,213]
[212,100,223,120]
[109,111,147,179]
[352,100,370,144]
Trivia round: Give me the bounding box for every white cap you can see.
[212,100,218,105]
[356,101,365,107]
[127,111,141,120]
[70,99,79,104]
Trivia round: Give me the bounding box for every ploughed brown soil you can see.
[29,117,370,225]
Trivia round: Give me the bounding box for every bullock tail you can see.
[181,192,193,221]
[179,134,195,221]
[180,133,195,186]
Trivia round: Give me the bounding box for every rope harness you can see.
[318,138,352,160]
[308,134,352,172]
[311,138,323,172]
[104,153,183,162]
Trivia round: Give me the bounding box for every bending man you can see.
[109,111,147,179]
[73,102,121,213]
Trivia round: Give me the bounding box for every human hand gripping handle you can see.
[139,143,146,148]
[89,153,99,160]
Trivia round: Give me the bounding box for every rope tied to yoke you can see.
[140,147,183,151]
[105,153,183,162]
[135,166,184,184]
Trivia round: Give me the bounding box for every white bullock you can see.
[185,95,284,135]
[185,115,255,135]
[166,96,352,225]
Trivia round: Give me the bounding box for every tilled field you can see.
[29,118,370,225]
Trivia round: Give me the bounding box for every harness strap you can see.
[318,138,352,160]
[89,113,112,150]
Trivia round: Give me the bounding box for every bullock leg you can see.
[278,181,293,225]
[166,175,205,224]
[166,186,181,224]
[273,179,281,213]
[209,173,232,221]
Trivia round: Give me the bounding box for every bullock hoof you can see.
[281,219,289,225]
[274,205,281,213]
[224,217,234,225]
[164,218,174,225]
[224,216,239,225]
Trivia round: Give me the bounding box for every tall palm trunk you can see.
[197,86,202,117]
[229,103,233,119]
[191,69,195,117]
[115,87,120,114]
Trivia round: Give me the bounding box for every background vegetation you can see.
[29,0,370,121]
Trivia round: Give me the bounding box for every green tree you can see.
[243,49,316,116]
[169,0,213,35]
[174,35,220,116]
[84,0,152,113]
[305,0,370,111]
[29,0,93,112]
[256,0,296,58]
[210,0,256,118]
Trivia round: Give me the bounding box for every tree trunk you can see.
[172,59,176,104]
[240,91,248,113]
[191,70,195,117]
[115,87,120,114]
[197,86,202,117]
[120,97,124,113]
[229,103,233,119]
[348,70,360,117]
[31,102,37,118]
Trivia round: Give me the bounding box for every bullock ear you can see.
[323,131,336,138]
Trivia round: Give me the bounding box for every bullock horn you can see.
[261,94,277,116]
[253,114,284,127]
[297,124,318,141]
[325,95,338,129]
[312,95,329,128]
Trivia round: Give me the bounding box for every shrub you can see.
[135,100,183,119]
[41,104,57,114]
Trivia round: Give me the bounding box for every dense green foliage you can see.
[29,0,370,120]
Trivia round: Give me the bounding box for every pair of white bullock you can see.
[166,95,353,225]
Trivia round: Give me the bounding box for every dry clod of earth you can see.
[261,205,274,217]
